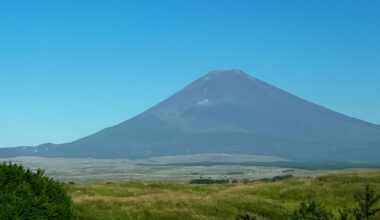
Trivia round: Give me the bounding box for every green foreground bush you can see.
[0,162,74,219]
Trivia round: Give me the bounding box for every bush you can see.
[353,184,380,220]
[259,175,294,183]
[236,214,256,220]
[0,162,74,219]
[291,201,333,220]
[190,178,229,184]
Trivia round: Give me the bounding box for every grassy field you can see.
[69,171,380,220]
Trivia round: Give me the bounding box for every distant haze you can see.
[1,70,379,162]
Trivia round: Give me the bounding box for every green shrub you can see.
[291,201,333,220]
[190,178,229,184]
[353,184,380,220]
[0,162,74,219]
[236,214,256,220]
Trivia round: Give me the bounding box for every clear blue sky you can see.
[1,1,379,147]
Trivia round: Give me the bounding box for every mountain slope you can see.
[1,70,380,161]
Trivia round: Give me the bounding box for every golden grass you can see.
[69,171,380,220]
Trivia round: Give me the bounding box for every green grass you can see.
[69,171,380,220]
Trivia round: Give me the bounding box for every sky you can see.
[0,0,379,147]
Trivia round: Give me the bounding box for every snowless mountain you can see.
[1,70,380,161]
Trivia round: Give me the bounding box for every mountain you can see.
[1,69,380,161]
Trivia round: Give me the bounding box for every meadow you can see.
[69,171,380,220]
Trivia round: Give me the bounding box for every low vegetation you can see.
[0,162,74,219]
[190,178,230,184]
[69,171,380,220]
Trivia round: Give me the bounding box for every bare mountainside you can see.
[1,70,380,162]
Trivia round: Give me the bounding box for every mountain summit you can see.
[1,70,380,161]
